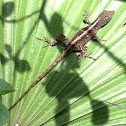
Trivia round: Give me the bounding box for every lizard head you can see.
[99,10,115,27]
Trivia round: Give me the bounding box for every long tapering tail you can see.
[9,50,68,111]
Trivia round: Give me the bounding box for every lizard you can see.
[9,10,115,110]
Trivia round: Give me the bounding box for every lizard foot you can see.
[78,54,97,60]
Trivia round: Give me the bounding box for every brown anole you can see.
[9,10,115,110]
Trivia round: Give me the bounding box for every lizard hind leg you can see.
[73,45,88,60]
[75,45,96,60]
[57,34,70,46]
[35,34,70,47]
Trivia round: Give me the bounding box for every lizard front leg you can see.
[91,28,106,42]
[93,35,106,42]
[36,34,70,46]
[83,11,91,25]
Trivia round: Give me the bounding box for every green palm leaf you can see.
[0,0,126,125]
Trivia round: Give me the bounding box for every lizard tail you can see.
[9,50,68,111]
